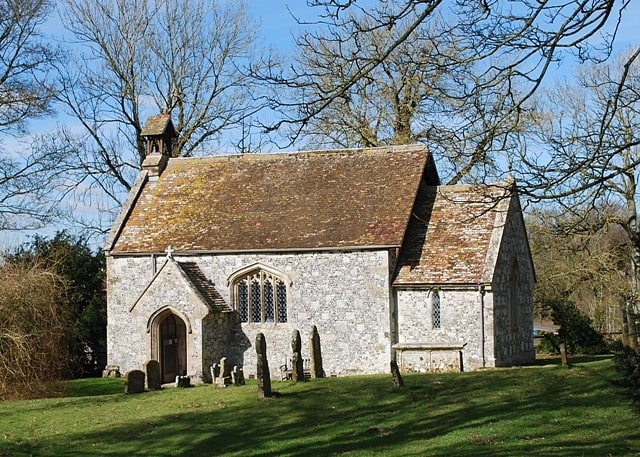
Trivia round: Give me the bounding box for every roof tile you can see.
[110,145,433,253]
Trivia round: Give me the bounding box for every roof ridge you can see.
[167,144,429,163]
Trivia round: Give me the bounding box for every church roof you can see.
[178,262,231,312]
[393,183,513,286]
[107,145,436,254]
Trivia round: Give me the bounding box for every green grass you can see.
[0,356,638,456]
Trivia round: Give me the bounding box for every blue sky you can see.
[1,1,638,250]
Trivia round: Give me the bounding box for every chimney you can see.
[140,114,177,176]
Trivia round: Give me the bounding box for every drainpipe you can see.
[479,284,486,368]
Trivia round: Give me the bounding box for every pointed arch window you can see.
[231,268,288,324]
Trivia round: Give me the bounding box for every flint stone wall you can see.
[107,249,392,379]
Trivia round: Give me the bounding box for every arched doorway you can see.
[159,313,187,383]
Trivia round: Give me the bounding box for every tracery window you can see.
[233,269,287,323]
[432,291,441,329]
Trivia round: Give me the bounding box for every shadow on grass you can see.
[532,353,613,367]
[14,360,635,457]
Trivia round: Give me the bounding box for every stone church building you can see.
[104,115,535,383]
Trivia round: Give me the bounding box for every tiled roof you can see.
[140,114,176,137]
[393,183,512,286]
[109,145,435,253]
[178,262,231,312]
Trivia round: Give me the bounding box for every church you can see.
[104,115,535,383]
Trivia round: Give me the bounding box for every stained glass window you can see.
[233,268,288,323]
[238,282,248,322]
[277,281,287,323]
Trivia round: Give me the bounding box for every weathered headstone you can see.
[102,364,121,378]
[175,375,191,387]
[291,329,305,382]
[214,357,232,387]
[124,370,145,394]
[144,360,162,390]
[232,365,245,386]
[256,333,272,398]
[390,360,404,388]
[210,363,219,385]
[310,325,324,378]
[559,343,571,367]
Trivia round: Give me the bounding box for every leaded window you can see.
[432,291,441,329]
[233,269,288,323]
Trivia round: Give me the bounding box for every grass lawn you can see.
[0,356,638,456]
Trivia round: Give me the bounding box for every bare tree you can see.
[0,0,64,231]
[278,10,531,183]
[0,0,58,134]
[47,0,265,227]
[522,48,640,345]
[528,209,628,336]
[257,0,627,182]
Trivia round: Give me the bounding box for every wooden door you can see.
[160,314,186,383]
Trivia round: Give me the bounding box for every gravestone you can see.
[560,343,571,367]
[256,333,272,398]
[175,375,191,387]
[232,366,245,386]
[310,325,324,378]
[124,370,145,394]
[214,357,232,387]
[210,363,220,385]
[291,330,304,382]
[102,365,121,378]
[390,360,404,388]
[144,360,161,390]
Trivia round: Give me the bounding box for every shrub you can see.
[541,300,608,354]
[0,260,70,400]
[610,341,640,404]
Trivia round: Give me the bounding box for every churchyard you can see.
[0,356,638,456]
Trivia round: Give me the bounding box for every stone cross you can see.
[256,333,272,398]
[144,360,161,390]
[214,357,232,387]
[124,370,145,394]
[165,245,174,259]
[310,325,324,378]
[291,329,304,382]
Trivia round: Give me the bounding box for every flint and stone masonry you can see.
[107,249,392,381]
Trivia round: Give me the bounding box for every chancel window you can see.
[233,269,287,323]
[432,291,441,329]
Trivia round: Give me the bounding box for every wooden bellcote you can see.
[141,114,177,157]
[140,114,177,177]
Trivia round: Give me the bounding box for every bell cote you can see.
[140,114,177,177]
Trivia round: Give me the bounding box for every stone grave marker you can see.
[214,357,232,387]
[102,365,121,378]
[145,360,161,390]
[256,333,272,398]
[390,360,404,388]
[291,329,304,382]
[124,370,145,394]
[310,325,324,378]
[232,366,245,386]
[560,343,571,367]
